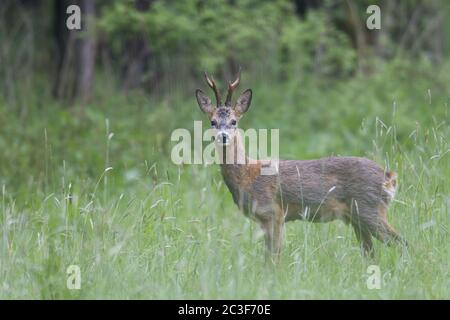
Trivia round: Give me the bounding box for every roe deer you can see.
[195,71,407,260]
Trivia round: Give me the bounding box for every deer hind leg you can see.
[352,203,407,257]
[352,222,374,258]
[372,221,408,247]
[259,206,285,263]
[371,205,408,247]
[350,201,376,257]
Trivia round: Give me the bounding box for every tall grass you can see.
[0,61,448,299]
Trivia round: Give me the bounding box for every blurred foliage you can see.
[0,0,449,299]
[99,0,356,82]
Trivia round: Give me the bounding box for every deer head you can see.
[196,70,252,146]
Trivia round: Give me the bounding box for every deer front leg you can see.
[260,207,285,263]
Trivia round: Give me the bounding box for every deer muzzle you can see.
[216,131,230,145]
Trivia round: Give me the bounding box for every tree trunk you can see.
[122,0,153,93]
[53,0,96,104]
[345,0,370,75]
[76,0,96,103]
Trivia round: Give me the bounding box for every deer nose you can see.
[216,131,230,145]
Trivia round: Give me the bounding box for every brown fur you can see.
[196,74,407,260]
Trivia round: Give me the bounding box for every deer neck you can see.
[217,131,259,196]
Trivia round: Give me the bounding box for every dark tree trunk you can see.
[122,0,153,92]
[345,0,371,75]
[53,0,96,104]
[53,0,71,99]
[76,0,96,103]
[293,0,322,18]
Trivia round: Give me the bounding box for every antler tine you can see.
[204,71,222,107]
[225,67,241,107]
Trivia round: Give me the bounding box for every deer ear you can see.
[235,89,252,116]
[196,89,214,115]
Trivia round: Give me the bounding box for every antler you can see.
[225,68,241,107]
[204,72,222,107]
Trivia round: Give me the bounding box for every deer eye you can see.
[211,120,217,127]
[231,119,236,126]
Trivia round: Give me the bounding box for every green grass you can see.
[0,62,449,299]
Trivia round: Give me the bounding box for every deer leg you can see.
[352,223,374,258]
[372,217,408,247]
[350,202,375,257]
[260,208,285,263]
[370,205,408,247]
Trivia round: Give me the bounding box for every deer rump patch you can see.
[382,171,397,203]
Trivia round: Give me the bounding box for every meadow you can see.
[0,60,448,299]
